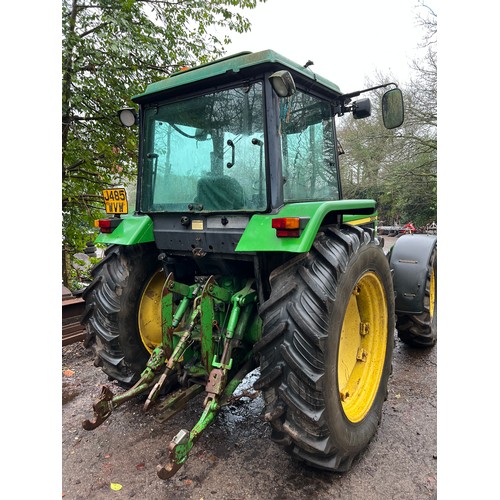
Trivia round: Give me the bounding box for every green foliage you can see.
[68,254,102,291]
[337,5,437,228]
[62,0,266,284]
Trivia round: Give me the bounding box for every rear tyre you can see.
[255,225,394,471]
[81,243,163,385]
[396,248,437,347]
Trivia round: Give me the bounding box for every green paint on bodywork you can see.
[235,200,376,253]
[133,49,341,103]
[95,214,154,245]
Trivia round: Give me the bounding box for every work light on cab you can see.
[117,108,138,127]
[269,70,296,97]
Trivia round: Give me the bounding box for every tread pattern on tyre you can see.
[81,243,158,384]
[255,224,389,472]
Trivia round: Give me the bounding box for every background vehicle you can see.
[81,49,437,479]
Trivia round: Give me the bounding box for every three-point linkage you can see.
[82,273,259,480]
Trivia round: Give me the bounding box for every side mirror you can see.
[269,70,296,97]
[352,98,371,120]
[382,88,404,129]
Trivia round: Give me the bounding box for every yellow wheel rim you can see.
[337,271,388,423]
[137,270,165,353]
[429,266,436,319]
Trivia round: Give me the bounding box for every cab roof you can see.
[132,49,342,104]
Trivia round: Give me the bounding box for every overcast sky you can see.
[224,0,428,93]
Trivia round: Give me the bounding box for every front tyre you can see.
[255,225,394,471]
[396,247,437,347]
[81,243,163,385]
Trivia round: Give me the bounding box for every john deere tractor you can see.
[81,50,437,479]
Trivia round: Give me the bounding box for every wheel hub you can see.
[337,271,388,423]
[138,270,165,352]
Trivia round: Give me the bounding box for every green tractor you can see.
[81,49,437,479]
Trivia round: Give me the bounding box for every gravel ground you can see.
[62,337,437,500]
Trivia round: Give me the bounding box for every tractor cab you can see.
[131,50,345,215]
[104,50,403,258]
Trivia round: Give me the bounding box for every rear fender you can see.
[235,200,376,253]
[95,214,154,245]
[388,234,437,314]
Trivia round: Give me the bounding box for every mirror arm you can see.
[333,82,400,118]
[338,82,399,103]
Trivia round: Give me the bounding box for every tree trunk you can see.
[62,245,71,288]
[62,0,78,180]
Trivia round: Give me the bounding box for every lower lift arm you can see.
[157,281,258,479]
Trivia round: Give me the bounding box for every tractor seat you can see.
[195,175,245,210]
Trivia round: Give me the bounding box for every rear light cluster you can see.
[95,216,309,238]
[94,218,123,233]
[271,217,309,238]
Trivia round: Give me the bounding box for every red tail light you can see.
[271,217,308,238]
[94,218,122,233]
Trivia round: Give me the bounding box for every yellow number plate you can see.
[102,188,128,214]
